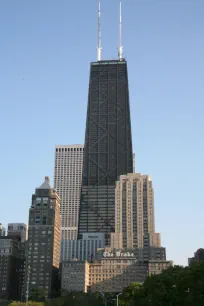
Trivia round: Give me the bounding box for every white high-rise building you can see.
[54,145,84,258]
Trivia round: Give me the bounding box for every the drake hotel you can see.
[61,247,172,293]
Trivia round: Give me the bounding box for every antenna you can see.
[97,0,102,61]
[118,1,123,61]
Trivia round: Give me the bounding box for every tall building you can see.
[112,173,161,250]
[26,177,60,298]
[188,248,204,266]
[54,145,84,260]
[0,237,25,300]
[0,224,6,237]
[78,60,133,243]
[78,1,133,242]
[7,223,28,242]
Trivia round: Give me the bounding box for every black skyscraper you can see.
[78,60,133,242]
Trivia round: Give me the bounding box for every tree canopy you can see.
[120,262,204,306]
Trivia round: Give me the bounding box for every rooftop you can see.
[38,176,51,190]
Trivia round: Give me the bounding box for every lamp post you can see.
[26,265,30,306]
[99,292,107,306]
[116,293,122,306]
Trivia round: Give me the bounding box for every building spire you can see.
[118,1,123,61]
[97,0,102,61]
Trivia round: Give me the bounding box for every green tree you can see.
[175,263,204,306]
[30,288,47,302]
[121,263,204,306]
[141,265,184,306]
[121,283,147,306]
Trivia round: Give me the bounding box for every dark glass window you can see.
[42,217,47,225]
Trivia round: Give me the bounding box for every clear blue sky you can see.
[0,0,203,266]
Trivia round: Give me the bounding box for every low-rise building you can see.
[148,260,172,275]
[61,248,173,293]
[88,258,147,293]
[61,261,89,293]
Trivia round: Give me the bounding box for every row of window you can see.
[56,148,84,152]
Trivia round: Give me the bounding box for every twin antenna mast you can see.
[118,1,123,61]
[97,1,123,62]
[97,0,102,61]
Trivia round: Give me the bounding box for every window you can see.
[42,217,47,225]
[35,216,40,224]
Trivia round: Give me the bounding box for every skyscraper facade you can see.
[54,145,84,259]
[7,223,28,242]
[112,173,161,249]
[26,177,60,298]
[0,237,25,300]
[78,60,133,243]
[0,224,6,237]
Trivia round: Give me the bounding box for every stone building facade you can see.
[26,177,60,298]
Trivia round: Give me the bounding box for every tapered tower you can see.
[78,2,133,244]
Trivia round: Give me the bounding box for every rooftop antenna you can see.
[97,0,102,61]
[118,1,123,61]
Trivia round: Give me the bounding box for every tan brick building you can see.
[61,254,172,293]
[88,258,147,292]
[148,260,172,276]
[112,173,161,250]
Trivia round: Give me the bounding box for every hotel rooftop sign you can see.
[103,250,135,258]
